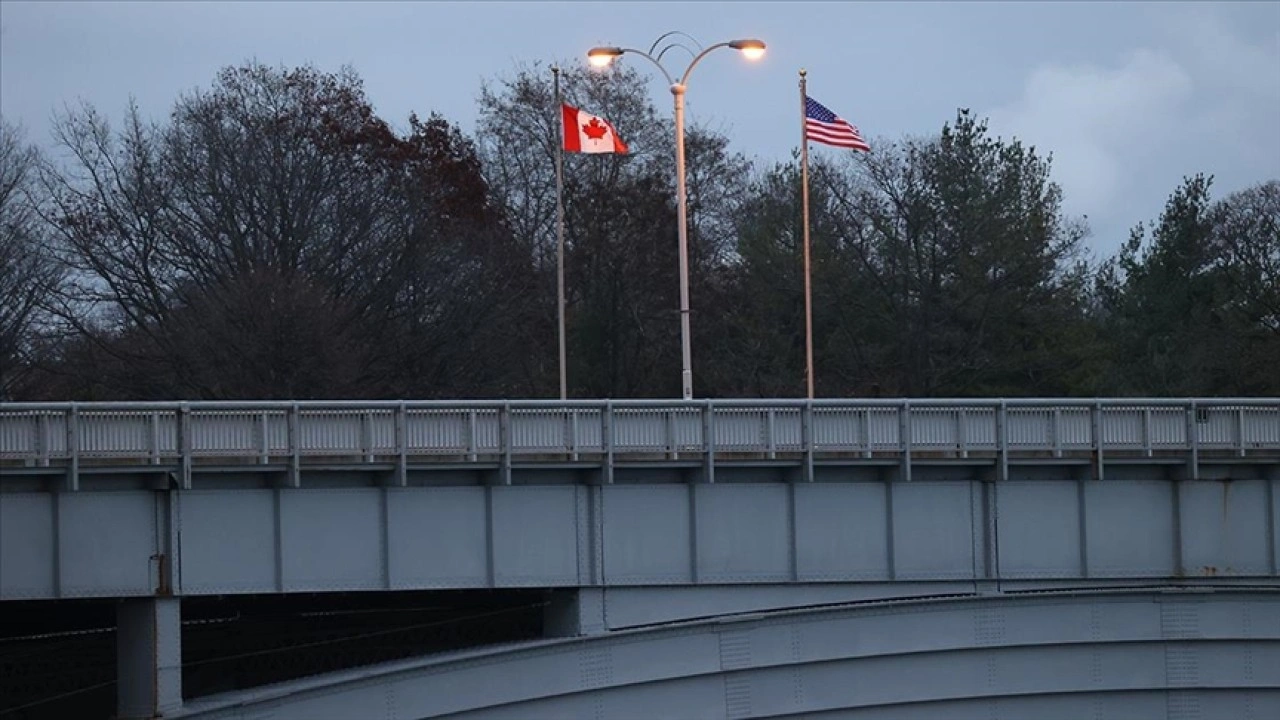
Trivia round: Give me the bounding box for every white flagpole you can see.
[800,69,815,400]
[553,66,568,400]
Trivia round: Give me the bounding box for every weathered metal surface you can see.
[4,478,1279,601]
[167,589,1280,720]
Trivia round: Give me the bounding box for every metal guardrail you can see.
[2,399,1278,487]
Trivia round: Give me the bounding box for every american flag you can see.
[805,95,870,152]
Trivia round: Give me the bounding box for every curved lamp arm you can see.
[678,41,735,87]
[648,30,703,57]
[589,37,765,89]
[616,48,677,86]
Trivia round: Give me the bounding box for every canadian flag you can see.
[562,103,628,154]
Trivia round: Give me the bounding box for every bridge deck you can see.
[3,398,1280,719]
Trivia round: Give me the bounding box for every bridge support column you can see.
[117,597,182,719]
[545,588,607,636]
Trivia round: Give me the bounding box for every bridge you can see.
[2,398,1280,718]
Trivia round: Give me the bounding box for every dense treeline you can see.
[1,61,1276,401]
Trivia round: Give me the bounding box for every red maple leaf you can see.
[582,117,609,140]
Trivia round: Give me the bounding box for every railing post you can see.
[862,407,873,458]
[360,410,373,464]
[1237,406,1247,458]
[177,403,192,490]
[899,401,911,483]
[602,401,614,485]
[802,400,815,483]
[287,403,301,488]
[1187,401,1200,481]
[1091,401,1105,482]
[766,408,777,460]
[1142,408,1152,457]
[569,410,580,462]
[65,403,79,491]
[957,408,969,459]
[996,401,1008,483]
[466,410,478,462]
[395,403,408,487]
[1051,409,1062,459]
[703,400,715,484]
[258,411,270,465]
[149,411,161,465]
[36,411,50,467]
[499,402,512,485]
[665,407,678,460]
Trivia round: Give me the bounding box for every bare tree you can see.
[0,118,62,398]
[36,62,537,399]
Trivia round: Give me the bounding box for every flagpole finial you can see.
[799,68,807,78]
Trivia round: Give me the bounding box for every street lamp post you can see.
[588,34,765,400]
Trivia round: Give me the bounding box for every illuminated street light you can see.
[587,33,766,399]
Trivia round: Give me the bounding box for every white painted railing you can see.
[3,399,1279,468]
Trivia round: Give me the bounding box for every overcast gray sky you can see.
[2,1,1277,259]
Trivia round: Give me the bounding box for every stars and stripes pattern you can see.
[804,95,870,152]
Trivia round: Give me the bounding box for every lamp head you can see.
[587,46,624,68]
[729,38,766,60]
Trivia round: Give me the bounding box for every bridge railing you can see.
[2,399,1279,468]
